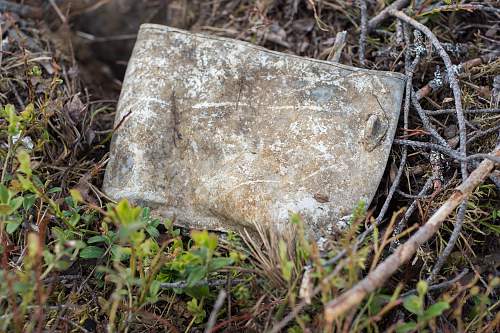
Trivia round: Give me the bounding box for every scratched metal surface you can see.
[103,24,406,238]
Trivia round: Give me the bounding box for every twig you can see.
[386,21,431,248]
[415,56,491,100]
[424,108,500,115]
[269,261,347,333]
[395,189,433,199]
[402,269,469,297]
[367,0,410,32]
[429,129,499,280]
[328,31,347,62]
[76,31,138,43]
[389,10,468,180]
[374,51,420,225]
[210,300,281,333]
[358,0,368,65]
[394,139,500,163]
[57,316,91,333]
[324,175,432,267]
[390,177,434,251]
[411,91,450,147]
[124,306,180,333]
[418,3,500,16]
[430,151,445,191]
[205,290,227,333]
[160,278,247,289]
[42,274,81,284]
[427,201,468,282]
[324,146,499,322]
[467,125,500,145]
[48,0,67,24]
[0,135,12,184]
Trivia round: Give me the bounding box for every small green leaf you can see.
[186,266,206,287]
[47,187,62,194]
[146,225,160,239]
[187,298,199,311]
[0,184,10,203]
[9,197,23,212]
[43,250,55,265]
[0,204,13,215]
[17,175,34,191]
[403,295,423,315]
[417,280,428,296]
[185,285,210,299]
[114,199,141,226]
[72,240,87,249]
[4,104,21,136]
[6,220,21,234]
[29,65,42,77]
[51,226,67,242]
[191,230,218,252]
[149,280,161,301]
[422,301,450,321]
[111,244,131,261]
[290,213,302,225]
[68,213,81,227]
[396,321,417,333]
[21,103,34,120]
[69,189,83,204]
[208,257,233,271]
[87,235,106,244]
[16,150,32,177]
[279,239,293,281]
[13,281,31,295]
[187,298,206,323]
[80,246,105,259]
[23,194,36,210]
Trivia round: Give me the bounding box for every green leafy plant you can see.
[397,281,450,333]
[187,297,206,324]
[158,229,233,298]
[0,183,24,233]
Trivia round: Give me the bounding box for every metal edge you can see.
[139,23,407,82]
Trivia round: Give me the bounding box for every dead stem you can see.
[324,146,499,321]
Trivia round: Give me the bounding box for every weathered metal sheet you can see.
[103,24,406,239]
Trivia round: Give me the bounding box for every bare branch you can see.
[427,201,467,282]
[402,269,469,297]
[424,108,500,115]
[389,9,468,179]
[328,31,347,62]
[324,147,499,322]
[358,0,368,65]
[160,278,247,289]
[375,52,420,224]
[411,90,450,148]
[390,177,434,251]
[367,0,411,32]
[205,290,227,333]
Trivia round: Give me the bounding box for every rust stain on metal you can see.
[103,24,406,239]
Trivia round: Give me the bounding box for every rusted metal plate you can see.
[103,24,406,239]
